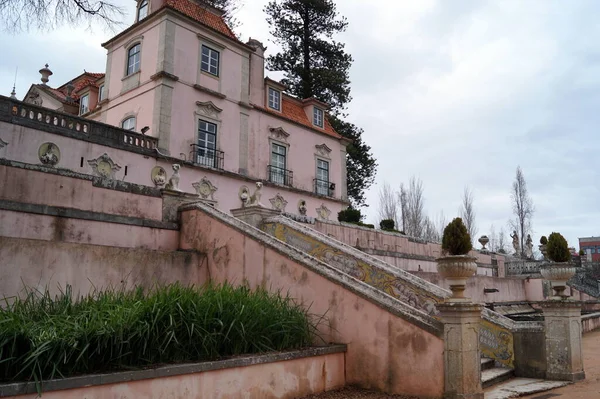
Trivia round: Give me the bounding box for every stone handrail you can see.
[505,260,543,276]
[0,95,158,155]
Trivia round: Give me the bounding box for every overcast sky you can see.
[2,0,599,249]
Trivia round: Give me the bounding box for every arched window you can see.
[137,0,148,21]
[122,116,136,131]
[126,44,141,75]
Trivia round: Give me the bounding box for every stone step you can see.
[481,357,495,371]
[482,367,515,389]
[484,377,570,398]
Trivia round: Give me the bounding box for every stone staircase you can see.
[481,357,514,389]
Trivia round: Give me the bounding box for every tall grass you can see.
[0,283,321,387]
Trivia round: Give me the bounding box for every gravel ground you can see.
[299,387,420,399]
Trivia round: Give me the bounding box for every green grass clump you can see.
[0,283,320,388]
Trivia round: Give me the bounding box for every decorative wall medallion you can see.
[25,89,43,106]
[316,204,331,221]
[298,199,307,215]
[269,193,287,212]
[269,127,290,142]
[193,176,218,200]
[239,185,250,207]
[0,138,9,150]
[151,166,167,187]
[88,153,121,179]
[195,101,223,119]
[315,144,332,158]
[38,142,60,166]
[165,164,181,191]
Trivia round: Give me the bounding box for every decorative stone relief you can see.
[193,176,218,200]
[88,153,121,179]
[38,142,60,166]
[25,89,43,106]
[269,127,290,142]
[165,164,181,191]
[315,144,332,158]
[151,166,167,187]
[195,101,223,119]
[0,138,9,150]
[269,193,288,212]
[239,185,250,207]
[298,199,307,215]
[316,204,331,221]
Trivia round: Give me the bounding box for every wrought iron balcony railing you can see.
[189,144,224,170]
[314,178,335,197]
[267,165,293,186]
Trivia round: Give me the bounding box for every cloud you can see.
[1,0,598,248]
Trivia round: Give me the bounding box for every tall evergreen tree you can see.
[264,0,377,207]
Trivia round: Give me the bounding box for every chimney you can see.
[39,64,53,85]
[246,38,266,106]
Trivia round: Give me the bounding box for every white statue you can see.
[247,182,263,207]
[525,234,534,259]
[165,164,181,191]
[510,231,520,256]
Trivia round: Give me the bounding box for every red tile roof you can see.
[54,72,105,100]
[164,0,239,42]
[256,94,341,139]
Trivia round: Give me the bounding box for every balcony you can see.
[314,178,335,197]
[267,165,293,186]
[189,144,224,170]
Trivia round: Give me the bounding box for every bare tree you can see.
[422,216,440,242]
[489,224,497,252]
[403,176,425,238]
[509,166,535,257]
[377,182,400,229]
[0,0,125,33]
[399,183,408,232]
[498,227,507,253]
[460,186,477,243]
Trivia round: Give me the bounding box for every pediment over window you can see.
[196,101,223,119]
[315,143,332,157]
[269,126,290,141]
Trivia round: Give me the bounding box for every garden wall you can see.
[0,346,346,399]
[179,203,445,398]
[582,312,600,333]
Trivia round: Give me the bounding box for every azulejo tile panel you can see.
[479,319,515,368]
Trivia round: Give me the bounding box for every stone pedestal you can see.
[437,302,484,399]
[230,206,280,228]
[541,300,585,382]
[161,189,200,222]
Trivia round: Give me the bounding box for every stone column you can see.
[230,206,280,228]
[437,302,484,399]
[541,300,585,382]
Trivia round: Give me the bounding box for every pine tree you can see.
[264,0,377,206]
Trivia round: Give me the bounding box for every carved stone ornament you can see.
[25,89,43,106]
[298,199,307,215]
[315,143,332,158]
[151,166,167,187]
[165,164,181,191]
[269,193,288,212]
[247,182,264,207]
[0,138,8,150]
[193,176,218,200]
[195,101,223,119]
[88,153,121,179]
[239,185,250,207]
[38,142,60,166]
[269,127,290,142]
[316,204,331,221]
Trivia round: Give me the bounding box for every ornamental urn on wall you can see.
[539,232,576,299]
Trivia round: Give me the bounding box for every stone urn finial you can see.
[478,235,489,251]
[539,232,576,299]
[39,64,53,85]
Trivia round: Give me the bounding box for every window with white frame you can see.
[197,120,217,167]
[122,117,136,131]
[268,87,281,111]
[137,0,148,21]
[79,94,89,115]
[270,143,287,185]
[201,45,220,76]
[98,84,105,101]
[316,159,329,195]
[127,44,141,76]
[313,107,324,128]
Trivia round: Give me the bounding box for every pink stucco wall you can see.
[179,207,445,398]
[6,352,345,399]
[312,220,506,276]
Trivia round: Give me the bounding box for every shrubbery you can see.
[0,283,319,386]
[337,208,362,223]
[546,232,571,263]
[441,217,473,256]
[380,219,395,231]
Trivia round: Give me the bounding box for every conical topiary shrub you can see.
[437,217,476,300]
[546,232,571,263]
[441,217,473,256]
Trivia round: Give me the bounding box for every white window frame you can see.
[201,45,220,77]
[126,43,141,76]
[268,87,281,111]
[270,142,287,185]
[98,84,105,101]
[197,119,218,167]
[313,107,324,128]
[79,94,89,115]
[315,158,330,196]
[137,0,148,21]
[122,116,136,131]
